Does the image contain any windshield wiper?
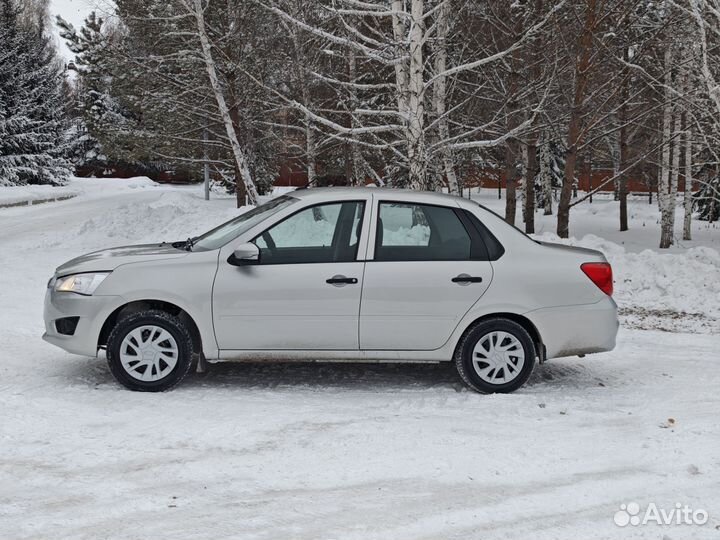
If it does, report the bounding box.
[183,237,197,251]
[171,237,197,251]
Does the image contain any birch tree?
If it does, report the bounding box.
[658,45,680,249]
[683,127,693,239]
[260,0,563,190]
[431,0,459,194]
[183,0,260,204]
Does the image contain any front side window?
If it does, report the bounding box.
[375,202,471,261]
[254,201,365,264]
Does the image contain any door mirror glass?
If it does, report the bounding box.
[229,242,260,265]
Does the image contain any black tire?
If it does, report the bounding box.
[106,310,194,392]
[455,318,536,394]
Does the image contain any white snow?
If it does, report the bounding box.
[0,183,80,206]
[532,233,720,333]
[471,188,720,253]
[49,0,99,60]
[467,189,720,333]
[1,179,719,539]
[0,176,159,207]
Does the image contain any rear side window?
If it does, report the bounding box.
[375,203,472,261]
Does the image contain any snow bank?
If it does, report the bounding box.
[75,191,242,246]
[0,184,80,206]
[0,177,163,207]
[534,232,720,333]
[69,176,161,193]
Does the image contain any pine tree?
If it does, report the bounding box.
[0,0,71,185]
[58,12,130,171]
[61,83,105,170]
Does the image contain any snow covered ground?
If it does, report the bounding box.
[472,190,720,334]
[0,183,79,207]
[1,178,719,539]
[470,187,720,254]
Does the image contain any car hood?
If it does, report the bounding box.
[55,244,188,276]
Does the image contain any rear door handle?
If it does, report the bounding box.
[452,274,483,284]
[326,275,358,285]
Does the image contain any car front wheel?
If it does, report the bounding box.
[455,318,536,394]
[106,310,194,392]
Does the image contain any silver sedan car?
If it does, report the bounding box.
[43,188,618,393]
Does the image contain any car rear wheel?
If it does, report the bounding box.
[455,318,536,394]
[106,310,193,392]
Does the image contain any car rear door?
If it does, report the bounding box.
[212,199,368,350]
[359,199,493,351]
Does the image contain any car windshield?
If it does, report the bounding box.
[191,195,298,251]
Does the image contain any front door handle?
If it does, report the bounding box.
[452,274,483,284]
[326,275,358,285]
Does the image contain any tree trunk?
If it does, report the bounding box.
[406,0,426,189]
[558,135,579,237]
[540,134,553,215]
[618,56,629,232]
[523,0,541,233]
[505,142,518,225]
[347,48,363,185]
[683,125,693,240]
[391,0,409,131]
[524,142,537,233]
[433,0,459,195]
[230,105,247,207]
[504,6,521,225]
[306,113,317,186]
[192,0,258,206]
[659,46,675,249]
[666,105,682,243]
[301,79,316,188]
[557,0,597,238]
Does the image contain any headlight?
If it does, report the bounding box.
[54,272,110,295]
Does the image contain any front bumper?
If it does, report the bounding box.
[527,297,619,359]
[43,287,123,357]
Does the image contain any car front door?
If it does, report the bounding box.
[360,200,493,350]
[213,200,367,350]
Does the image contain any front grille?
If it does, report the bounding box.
[55,317,79,336]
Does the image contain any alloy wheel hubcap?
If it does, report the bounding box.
[119,325,178,382]
[471,331,525,384]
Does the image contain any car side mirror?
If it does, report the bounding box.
[228,242,260,266]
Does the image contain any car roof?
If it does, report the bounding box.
[288,186,469,206]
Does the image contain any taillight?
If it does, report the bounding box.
[581,262,613,296]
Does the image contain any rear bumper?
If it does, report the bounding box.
[43,288,122,357]
[527,297,618,359]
